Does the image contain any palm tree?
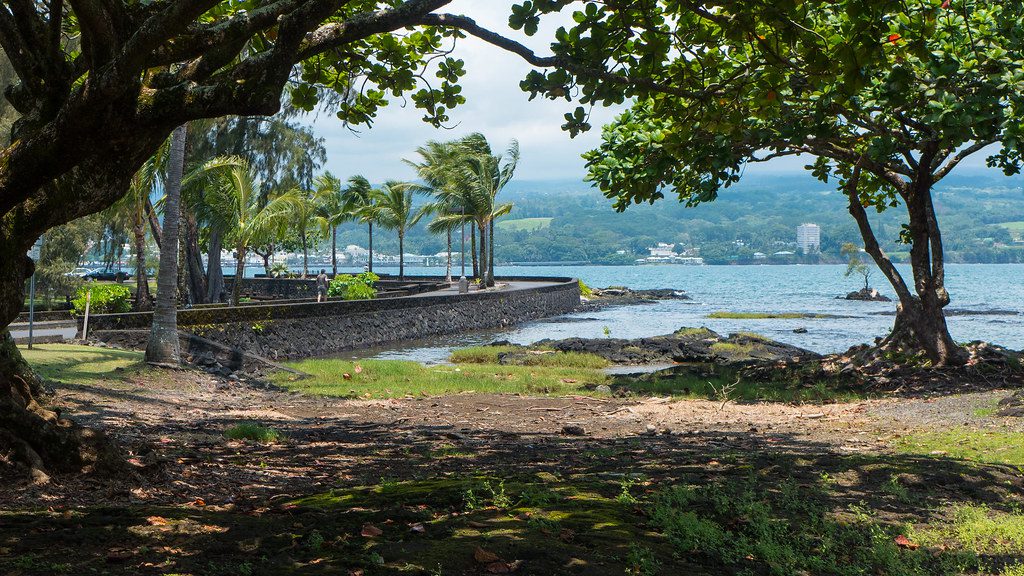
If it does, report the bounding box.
[364,181,425,280]
[405,140,468,283]
[314,173,347,276]
[455,134,519,287]
[192,157,296,305]
[146,124,186,365]
[282,186,331,278]
[341,175,377,272]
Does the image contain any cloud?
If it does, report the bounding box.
[305,2,623,182]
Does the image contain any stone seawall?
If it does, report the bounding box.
[86,278,580,361]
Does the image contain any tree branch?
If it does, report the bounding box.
[412,12,715,100]
[935,139,996,180]
[845,165,914,304]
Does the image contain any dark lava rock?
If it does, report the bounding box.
[842,287,892,302]
[533,327,818,366]
[997,390,1024,417]
[562,425,587,436]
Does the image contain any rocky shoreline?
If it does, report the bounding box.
[495,326,818,366]
[578,286,691,310]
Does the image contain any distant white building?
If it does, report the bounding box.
[796,223,821,254]
[648,242,677,257]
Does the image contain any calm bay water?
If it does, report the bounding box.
[339,263,1024,363]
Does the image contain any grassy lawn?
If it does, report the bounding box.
[275,357,610,398]
[998,221,1024,241]
[895,428,1024,468]
[18,343,142,387]
[279,347,867,403]
[495,217,553,232]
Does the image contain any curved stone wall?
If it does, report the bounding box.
[86,278,580,360]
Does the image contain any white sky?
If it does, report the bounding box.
[305,1,624,182]
[305,2,995,183]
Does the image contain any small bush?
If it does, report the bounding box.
[578,279,594,297]
[328,271,379,300]
[72,283,132,315]
[224,422,283,443]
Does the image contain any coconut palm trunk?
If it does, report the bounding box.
[471,222,478,279]
[445,229,452,283]
[489,219,496,287]
[145,124,186,365]
[368,223,374,273]
[399,231,405,280]
[301,232,309,278]
[478,220,488,287]
[331,226,338,276]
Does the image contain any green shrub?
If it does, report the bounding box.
[578,279,594,297]
[328,271,379,300]
[224,422,283,443]
[72,283,132,315]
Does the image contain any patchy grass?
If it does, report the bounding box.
[912,505,1024,557]
[707,311,835,320]
[615,365,868,403]
[895,429,1024,467]
[275,358,609,398]
[224,422,284,443]
[450,346,610,369]
[496,217,553,232]
[19,343,142,387]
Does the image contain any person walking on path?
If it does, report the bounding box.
[316,270,329,303]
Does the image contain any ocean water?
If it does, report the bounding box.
[333,263,1024,362]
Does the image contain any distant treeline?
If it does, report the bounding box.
[325,171,1024,265]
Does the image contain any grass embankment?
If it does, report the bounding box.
[18,343,142,387]
[495,217,553,232]
[896,428,1024,467]
[707,311,837,320]
[280,346,866,403]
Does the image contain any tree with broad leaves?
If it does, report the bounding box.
[0,0,596,480]
[504,0,1024,366]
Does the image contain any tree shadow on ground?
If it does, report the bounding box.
[2,412,1023,575]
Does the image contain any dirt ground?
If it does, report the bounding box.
[3,365,1021,509]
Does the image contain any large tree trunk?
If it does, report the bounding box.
[132,207,153,311]
[145,124,186,365]
[232,245,246,306]
[206,227,224,303]
[844,166,966,366]
[183,204,207,304]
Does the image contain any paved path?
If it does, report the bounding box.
[9,319,78,342]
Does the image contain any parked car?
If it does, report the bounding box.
[85,269,131,282]
[64,267,95,278]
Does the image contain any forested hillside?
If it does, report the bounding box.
[330,170,1024,265]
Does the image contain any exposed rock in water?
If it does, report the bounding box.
[580,287,692,310]
[840,287,891,302]
[529,327,818,366]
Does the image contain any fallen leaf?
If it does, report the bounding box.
[560,379,578,384]
[348,570,365,576]
[354,364,363,374]
[146,516,169,526]
[343,373,352,380]
[895,535,919,550]
[558,528,575,542]
[192,498,206,507]
[474,547,501,564]
[360,523,383,538]
[409,522,426,533]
